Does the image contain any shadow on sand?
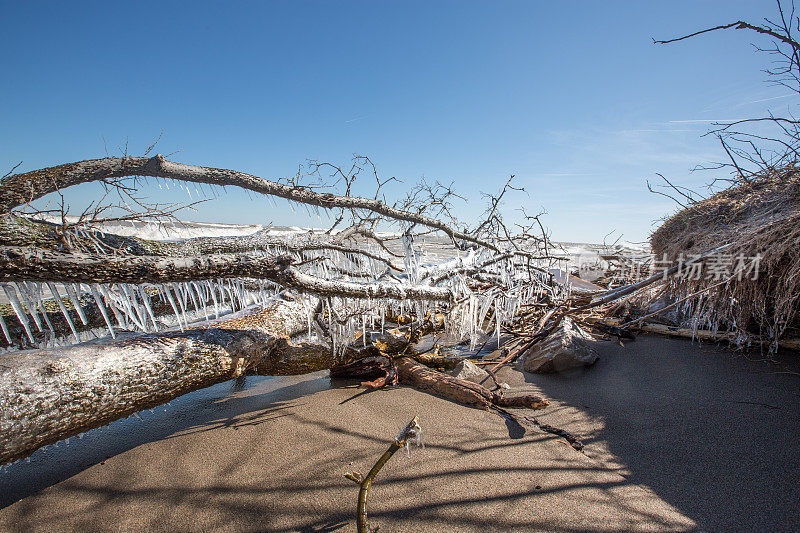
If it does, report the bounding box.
[524,334,800,533]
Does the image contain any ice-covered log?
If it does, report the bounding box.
[0,214,403,271]
[0,298,332,465]
[0,246,454,301]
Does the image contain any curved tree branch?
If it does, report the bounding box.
[0,155,499,251]
[654,20,800,54]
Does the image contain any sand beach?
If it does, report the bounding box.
[2,335,798,532]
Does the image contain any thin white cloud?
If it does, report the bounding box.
[617,128,694,133]
[344,115,369,124]
[746,94,793,104]
[535,172,594,177]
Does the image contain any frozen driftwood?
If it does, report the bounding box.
[0,152,567,467]
[0,298,332,465]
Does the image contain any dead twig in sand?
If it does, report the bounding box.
[345,417,424,533]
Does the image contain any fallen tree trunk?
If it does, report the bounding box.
[0,298,333,465]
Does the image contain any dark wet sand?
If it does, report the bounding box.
[1,335,799,532]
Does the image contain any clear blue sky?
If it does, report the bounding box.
[1,1,792,243]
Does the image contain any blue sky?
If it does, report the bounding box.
[1,1,792,243]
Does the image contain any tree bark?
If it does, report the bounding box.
[0,298,332,465]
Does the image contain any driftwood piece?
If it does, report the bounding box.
[344,417,424,533]
[395,357,548,410]
[0,214,404,272]
[0,298,332,465]
[602,318,800,351]
[330,353,398,389]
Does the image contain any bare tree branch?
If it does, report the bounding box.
[0,155,502,251]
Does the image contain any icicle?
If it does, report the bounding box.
[121,284,148,331]
[89,284,116,338]
[2,284,34,343]
[235,279,244,309]
[137,286,159,331]
[237,280,247,309]
[190,282,209,322]
[216,280,225,309]
[207,280,220,319]
[230,280,239,310]
[108,286,130,329]
[65,284,88,325]
[478,294,494,331]
[234,279,243,310]
[36,293,55,342]
[16,282,43,332]
[46,282,79,343]
[121,285,142,329]
[224,280,235,311]
[162,284,184,331]
[0,312,12,345]
[171,283,189,326]
[185,281,200,312]
[99,285,126,329]
[29,282,50,324]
